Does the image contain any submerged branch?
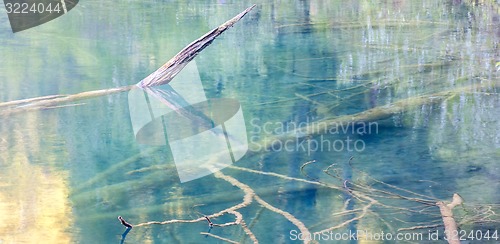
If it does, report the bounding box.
[115,157,499,243]
[254,81,499,152]
[0,94,66,108]
[132,171,311,243]
[0,5,256,116]
[437,194,463,244]
[0,86,133,116]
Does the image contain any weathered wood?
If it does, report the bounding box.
[437,194,463,244]
[0,5,256,116]
[137,4,256,87]
[0,94,66,109]
[0,86,134,116]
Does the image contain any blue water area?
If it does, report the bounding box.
[0,0,499,243]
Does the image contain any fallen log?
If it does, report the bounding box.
[0,5,256,116]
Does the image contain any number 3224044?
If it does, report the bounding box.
[5,2,63,14]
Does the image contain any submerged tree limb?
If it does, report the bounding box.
[437,194,463,244]
[110,156,499,243]
[70,81,498,209]
[0,86,134,116]
[216,172,311,243]
[237,213,259,244]
[0,5,256,116]
[132,171,312,243]
[253,81,499,152]
[0,94,66,109]
[132,171,254,226]
[77,79,497,200]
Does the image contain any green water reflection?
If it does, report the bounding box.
[0,0,499,243]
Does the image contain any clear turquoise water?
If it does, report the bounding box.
[0,0,499,243]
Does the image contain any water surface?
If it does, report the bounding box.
[0,0,499,243]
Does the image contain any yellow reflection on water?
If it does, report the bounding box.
[0,155,73,243]
[0,115,73,243]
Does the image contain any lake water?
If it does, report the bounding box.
[0,0,499,243]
